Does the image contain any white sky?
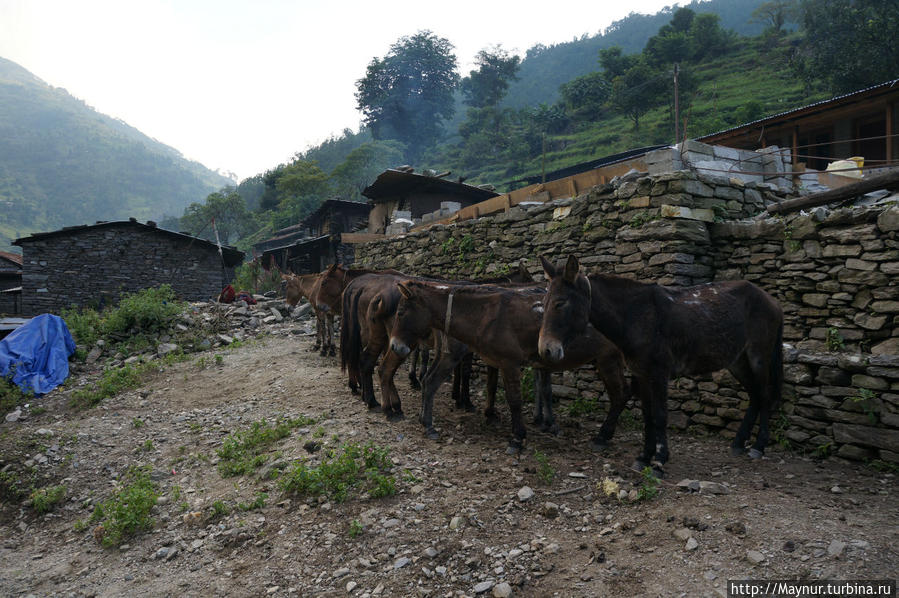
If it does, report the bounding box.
[0,0,677,181]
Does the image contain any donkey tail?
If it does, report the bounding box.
[769,319,784,412]
[340,285,363,381]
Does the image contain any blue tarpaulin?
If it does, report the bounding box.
[0,314,76,396]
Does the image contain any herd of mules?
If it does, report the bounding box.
[281,255,783,475]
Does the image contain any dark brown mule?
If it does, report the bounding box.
[339,272,415,419]
[538,255,783,474]
[311,264,401,357]
[282,273,325,353]
[389,280,630,454]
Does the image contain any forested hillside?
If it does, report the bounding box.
[0,57,231,253]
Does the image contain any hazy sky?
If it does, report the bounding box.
[0,0,678,181]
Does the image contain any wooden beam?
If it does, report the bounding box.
[340,232,386,244]
[767,169,899,214]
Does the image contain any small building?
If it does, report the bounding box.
[0,250,23,314]
[257,199,370,273]
[362,168,499,234]
[699,79,899,172]
[13,219,244,315]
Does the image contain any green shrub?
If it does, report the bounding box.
[1,376,33,418]
[637,467,660,501]
[100,285,182,337]
[30,485,67,513]
[278,442,396,503]
[70,363,149,409]
[90,466,159,547]
[534,449,555,485]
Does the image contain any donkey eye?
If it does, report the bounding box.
[554,301,565,310]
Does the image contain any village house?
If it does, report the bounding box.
[255,199,370,274]
[13,219,244,315]
[0,251,22,315]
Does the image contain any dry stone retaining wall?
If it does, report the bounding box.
[354,171,899,463]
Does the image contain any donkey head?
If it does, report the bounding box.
[389,281,432,358]
[538,255,592,363]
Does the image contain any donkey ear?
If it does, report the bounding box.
[563,255,580,283]
[540,255,556,279]
[397,282,413,299]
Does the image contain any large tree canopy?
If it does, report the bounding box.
[355,30,460,160]
[460,46,521,108]
[796,0,899,94]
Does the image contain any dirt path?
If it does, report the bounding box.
[1,331,896,597]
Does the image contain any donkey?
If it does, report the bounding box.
[389,280,631,454]
[312,264,403,357]
[537,255,783,474]
[282,272,326,353]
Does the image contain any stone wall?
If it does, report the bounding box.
[18,224,236,315]
[353,170,899,463]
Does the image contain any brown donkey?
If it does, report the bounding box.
[312,264,403,357]
[389,280,631,454]
[538,255,783,474]
[282,272,326,353]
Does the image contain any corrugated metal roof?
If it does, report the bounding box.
[362,170,499,203]
[698,79,899,142]
[13,219,244,267]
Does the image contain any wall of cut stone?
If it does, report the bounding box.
[18,224,234,315]
[353,170,899,463]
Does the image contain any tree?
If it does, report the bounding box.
[355,30,460,160]
[179,189,257,244]
[330,140,406,201]
[599,46,640,81]
[609,59,667,130]
[796,0,899,93]
[751,0,798,33]
[257,160,331,229]
[460,46,521,108]
[689,13,730,60]
[558,71,611,119]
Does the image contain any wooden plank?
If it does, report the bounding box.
[767,169,899,214]
[340,232,386,244]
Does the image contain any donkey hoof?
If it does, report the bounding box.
[651,465,666,479]
[463,403,476,413]
[425,428,440,441]
[730,445,746,457]
[748,448,764,460]
[590,437,609,452]
[541,422,560,436]
[505,439,524,455]
[366,400,381,412]
[484,408,499,421]
[409,379,421,391]
[386,410,405,423]
[329,347,336,357]
[632,458,650,472]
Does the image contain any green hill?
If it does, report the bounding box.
[0,57,231,252]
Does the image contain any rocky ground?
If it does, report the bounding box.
[0,302,896,598]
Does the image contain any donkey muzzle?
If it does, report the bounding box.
[389,337,411,358]
[537,337,565,363]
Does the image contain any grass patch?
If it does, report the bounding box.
[217,415,315,477]
[636,466,660,501]
[568,394,600,417]
[30,484,67,513]
[237,491,268,512]
[69,363,149,409]
[533,449,555,485]
[1,376,34,418]
[278,442,396,503]
[89,466,159,547]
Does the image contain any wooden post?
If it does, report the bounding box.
[887,103,894,164]
[673,63,680,145]
[568,178,578,199]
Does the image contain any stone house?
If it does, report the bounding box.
[256,199,370,274]
[13,219,244,315]
[0,250,22,314]
[363,168,498,234]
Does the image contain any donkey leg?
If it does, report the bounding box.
[378,349,406,422]
[632,376,659,473]
[310,312,322,352]
[452,362,462,407]
[408,348,421,390]
[500,367,526,454]
[536,370,558,435]
[359,345,381,410]
[420,356,458,440]
[592,364,631,451]
[532,369,544,425]
[319,313,330,356]
[485,367,500,421]
[459,353,475,412]
[728,360,762,457]
[328,315,336,356]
